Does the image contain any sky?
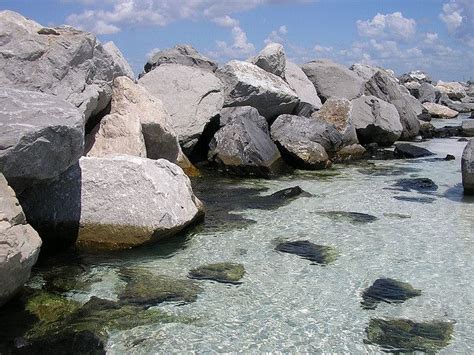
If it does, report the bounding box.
[1,0,473,81]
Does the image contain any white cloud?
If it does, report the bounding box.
[424,32,439,44]
[264,25,288,44]
[212,15,239,28]
[313,44,333,54]
[440,0,474,47]
[357,12,417,41]
[146,47,160,59]
[211,25,255,59]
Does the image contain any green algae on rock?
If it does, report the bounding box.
[361,278,422,310]
[25,290,81,325]
[275,240,338,265]
[189,263,245,284]
[365,318,454,353]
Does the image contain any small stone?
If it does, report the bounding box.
[275,240,338,265]
[445,154,455,161]
[361,278,421,310]
[189,263,245,284]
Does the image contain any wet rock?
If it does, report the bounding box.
[217,60,299,119]
[275,241,338,265]
[285,61,322,110]
[445,154,455,161]
[361,278,421,309]
[333,144,368,162]
[423,102,458,118]
[462,121,474,137]
[189,263,245,284]
[315,211,377,224]
[302,60,364,101]
[118,269,202,306]
[462,140,474,195]
[24,291,80,327]
[418,109,432,122]
[393,196,436,203]
[270,186,312,200]
[392,178,438,193]
[250,43,286,79]
[394,143,434,158]
[365,318,454,353]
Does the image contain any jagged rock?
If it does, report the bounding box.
[0,173,42,307]
[217,60,299,119]
[394,143,434,158]
[365,71,421,139]
[350,64,396,82]
[333,144,367,162]
[313,98,358,146]
[251,43,286,78]
[418,108,432,122]
[436,81,466,100]
[361,278,421,309]
[403,81,421,98]
[218,106,269,133]
[139,64,224,152]
[399,70,432,84]
[351,95,402,145]
[20,156,204,250]
[462,140,474,194]
[285,61,322,110]
[189,263,245,284]
[302,60,364,101]
[423,102,458,118]
[208,110,284,177]
[275,240,338,265]
[418,82,438,103]
[439,93,474,113]
[143,45,217,74]
[462,121,474,137]
[0,10,128,121]
[0,88,84,191]
[103,42,134,79]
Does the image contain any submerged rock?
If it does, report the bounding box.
[275,241,338,265]
[393,196,436,203]
[316,211,377,224]
[189,263,245,284]
[365,318,454,353]
[392,178,438,193]
[462,140,474,195]
[394,143,434,159]
[119,269,202,306]
[270,186,312,200]
[361,278,421,309]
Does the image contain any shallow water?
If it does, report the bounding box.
[15,138,474,353]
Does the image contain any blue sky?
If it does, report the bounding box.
[1,0,472,81]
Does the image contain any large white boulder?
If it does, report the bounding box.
[103,41,135,79]
[285,61,322,110]
[250,43,286,79]
[423,102,459,118]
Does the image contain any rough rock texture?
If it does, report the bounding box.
[143,45,217,74]
[0,88,84,191]
[189,263,245,284]
[394,143,434,158]
[103,42,134,80]
[302,60,364,101]
[0,173,42,307]
[462,121,474,137]
[218,106,269,133]
[217,60,299,119]
[403,81,421,97]
[351,95,402,145]
[20,156,204,250]
[0,10,127,121]
[365,71,421,139]
[333,144,367,162]
[208,111,284,177]
[350,64,398,82]
[139,64,224,152]
[418,82,438,103]
[285,61,322,110]
[313,98,358,146]
[462,140,474,194]
[422,102,458,118]
[399,71,432,84]
[87,77,182,165]
[436,81,466,100]
[250,43,286,79]
[439,94,474,113]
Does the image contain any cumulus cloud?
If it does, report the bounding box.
[440,0,474,47]
[212,15,239,28]
[264,25,288,44]
[357,12,417,41]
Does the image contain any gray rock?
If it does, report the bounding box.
[436,81,466,100]
[418,82,438,103]
[285,61,322,110]
[403,81,421,98]
[208,112,284,177]
[143,44,217,74]
[423,102,458,118]
[399,71,432,84]
[313,98,358,146]
[439,94,474,113]
[217,60,299,119]
[250,43,286,79]
[302,60,364,101]
[462,121,474,137]
[0,10,127,122]
[0,88,84,191]
[333,144,368,162]
[218,106,269,134]
[462,140,474,194]
[0,173,42,307]
[139,64,224,152]
[365,71,421,139]
[20,156,204,250]
[351,95,402,145]
[103,42,135,79]
[350,63,398,82]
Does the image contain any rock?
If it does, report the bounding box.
[143,44,217,74]
[418,108,432,122]
[439,94,474,113]
[250,43,286,78]
[394,196,436,203]
[218,106,269,134]
[0,174,42,307]
[418,120,435,138]
[361,278,421,309]
[365,71,421,139]
[0,10,127,122]
[462,121,474,137]
[350,64,396,82]
[139,64,224,152]
[403,81,421,98]
[0,88,84,191]
[313,98,358,146]
[103,42,134,79]
[285,61,322,110]
[302,60,364,101]
[365,319,454,353]
[351,95,402,145]
[119,268,202,305]
[333,144,367,162]
[20,156,204,250]
[188,263,245,284]
[445,154,455,161]
[418,82,438,103]
[423,102,458,118]
[270,186,312,200]
[87,77,182,165]
[393,178,438,192]
[275,240,338,265]
[217,60,299,119]
[208,109,284,177]
[462,140,474,194]
[436,81,466,100]
[315,211,377,224]
[272,114,344,154]
[394,143,434,158]
[399,70,432,84]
